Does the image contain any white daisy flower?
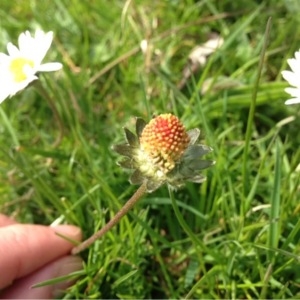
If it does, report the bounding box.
[281,50,300,105]
[0,29,62,104]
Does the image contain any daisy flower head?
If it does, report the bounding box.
[0,29,62,103]
[281,50,300,105]
[113,114,215,192]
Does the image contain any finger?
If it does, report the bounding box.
[0,255,83,299]
[0,214,18,227]
[0,224,82,289]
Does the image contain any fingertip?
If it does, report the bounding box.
[0,214,18,227]
[51,255,83,298]
[51,225,82,242]
[1,255,83,299]
[0,224,82,289]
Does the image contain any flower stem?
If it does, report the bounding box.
[168,186,209,276]
[0,106,19,147]
[168,186,209,253]
[242,17,271,198]
[71,182,147,255]
[33,81,64,147]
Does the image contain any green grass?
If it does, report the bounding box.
[1,0,300,298]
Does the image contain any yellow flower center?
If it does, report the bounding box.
[140,114,190,173]
[9,57,34,82]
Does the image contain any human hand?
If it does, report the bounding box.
[0,214,83,299]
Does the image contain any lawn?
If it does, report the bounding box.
[0,0,300,298]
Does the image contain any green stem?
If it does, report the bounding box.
[71,182,147,255]
[242,18,272,198]
[33,81,64,147]
[0,106,19,147]
[268,139,281,263]
[168,186,208,276]
[168,186,209,254]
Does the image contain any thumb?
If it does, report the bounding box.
[1,255,83,299]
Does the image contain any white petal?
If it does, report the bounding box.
[281,70,300,87]
[0,85,12,103]
[38,32,53,62]
[0,53,10,64]
[36,29,53,41]
[294,50,300,61]
[23,64,36,77]
[19,30,36,51]
[287,58,300,74]
[18,30,54,65]
[18,32,36,58]
[34,29,44,38]
[18,31,29,52]
[21,75,38,87]
[281,50,300,105]
[37,62,63,72]
[285,87,300,97]
[13,77,37,94]
[32,31,54,64]
[285,98,300,105]
[0,71,37,103]
[9,76,37,96]
[7,42,20,56]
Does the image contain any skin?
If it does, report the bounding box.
[0,214,83,299]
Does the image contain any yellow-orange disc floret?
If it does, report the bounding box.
[140,114,190,173]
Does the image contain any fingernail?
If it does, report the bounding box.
[51,256,83,298]
[51,225,82,239]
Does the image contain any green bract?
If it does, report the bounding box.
[113,116,215,192]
